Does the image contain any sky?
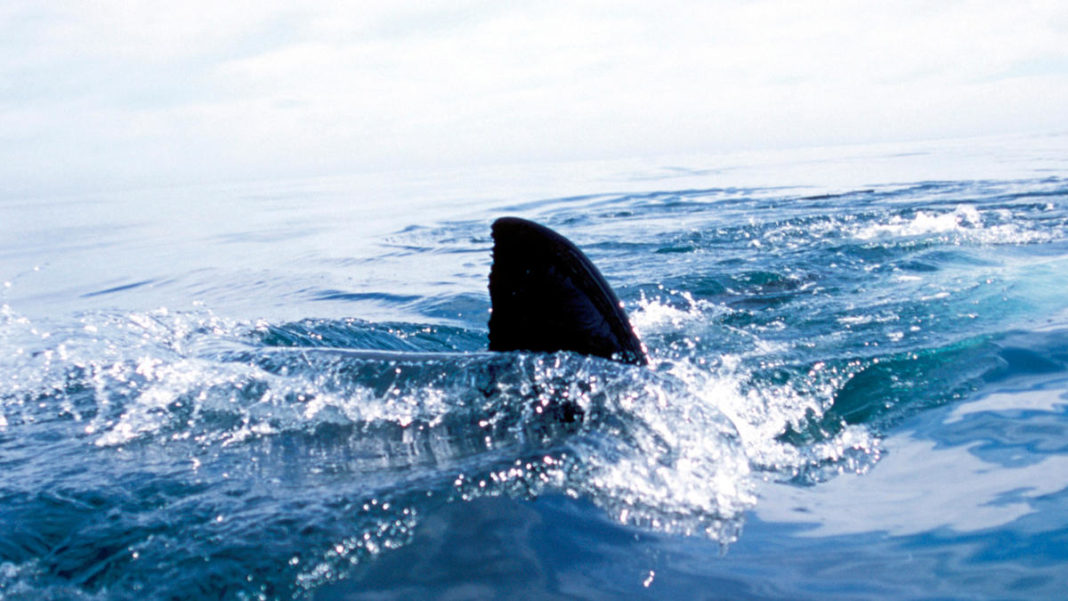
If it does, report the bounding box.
[2,0,1067,195]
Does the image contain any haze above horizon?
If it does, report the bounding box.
[3,0,1067,195]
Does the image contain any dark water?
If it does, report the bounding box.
[2,134,1068,600]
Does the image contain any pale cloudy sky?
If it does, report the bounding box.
[3,0,1067,195]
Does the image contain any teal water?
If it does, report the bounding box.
[2,134,1067,600]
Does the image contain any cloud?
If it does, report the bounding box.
[2,0,1067,194]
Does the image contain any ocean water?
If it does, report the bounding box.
[2,133,1067,600]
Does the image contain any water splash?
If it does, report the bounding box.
[0,303,758,597]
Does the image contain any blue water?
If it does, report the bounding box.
[2,134,1068,600]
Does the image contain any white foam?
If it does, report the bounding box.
[630,290,721,336]
[854,204,1053,245]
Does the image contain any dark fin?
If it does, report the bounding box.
[488,217,647,365]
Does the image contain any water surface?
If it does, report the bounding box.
[2,133,1068,600]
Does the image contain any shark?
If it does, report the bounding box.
[486,216,646,366]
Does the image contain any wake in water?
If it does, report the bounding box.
[1,163,1067,599]
[0,307,752,597]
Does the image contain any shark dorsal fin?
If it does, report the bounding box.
[488,217,647,365]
